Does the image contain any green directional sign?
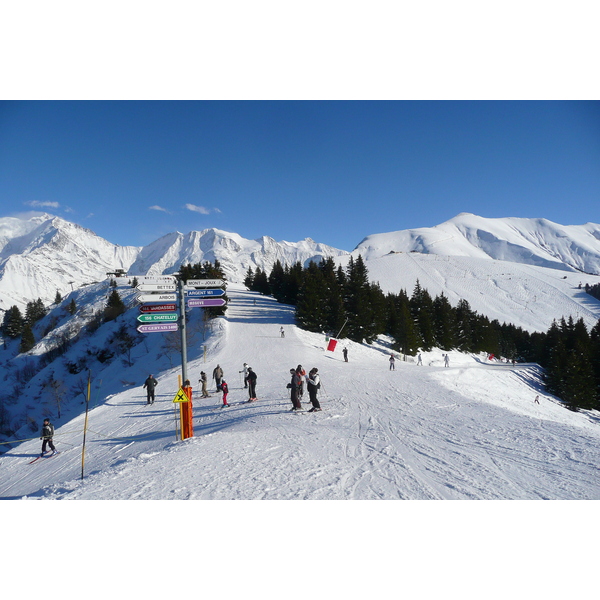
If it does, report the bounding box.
[137,313,179,323]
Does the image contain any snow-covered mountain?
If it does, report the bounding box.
[2,211,600,333]
[354,212,600,274]
[0,214,347,313]
[0,214,140,312]
[127,228,347,283]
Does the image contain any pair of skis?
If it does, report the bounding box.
[29,451,59,464]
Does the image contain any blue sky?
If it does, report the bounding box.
[1,101,598,251]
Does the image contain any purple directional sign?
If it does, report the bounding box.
[187,298,227,308]
[186,288,225,297]
[137,323,179,333]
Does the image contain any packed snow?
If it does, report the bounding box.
[2,284,599,501]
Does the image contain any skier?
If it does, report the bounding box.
[221,380,230,407]
[199,371,210,398]
[40,418,56,456]
[307,368,322,412]
[247,367,257,401]
[417,353,423,366]
[343,347,348,362]
[280,326,285,338]
[143,374,158,404]
[287,368,302,411]
[389,354,396,370]
[239,362,249,388]
[213,364,224,391]
[444,354,450,367]
[296,365,306,398]
[534,395,540,404]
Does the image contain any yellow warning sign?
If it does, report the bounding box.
[172,387,189,403]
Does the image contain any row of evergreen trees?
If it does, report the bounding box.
[1,298,56,353]
[245,256,600,412]
[586,282,600,301]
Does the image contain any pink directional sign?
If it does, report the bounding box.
[187,298,227,308]
[137,323,179,333]
[139,303,177,313]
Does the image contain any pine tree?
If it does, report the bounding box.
[295,262,327,332]
[19,323,35,353]
[410,281,436,351]
[54,290,63,304]
[455,298,475,351]
[25,298,47,326]
[390,290,419,356]
[268,260,286,302]
[319,257,347,336]
[252,267,270,295]
[344,255,377,343]
[433,292,456,350]
[244,267,254,289]
[1,306,24,339]
[104,289,126,322]
[67,298,77,315]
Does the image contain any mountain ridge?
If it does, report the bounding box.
[1,212,600,327]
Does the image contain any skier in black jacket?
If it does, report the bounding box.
[40,418,56,456]
[247,367,257,401]
[143,374,158,404]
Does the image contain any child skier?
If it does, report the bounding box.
[40,418,56,456]
[221,380,230,407]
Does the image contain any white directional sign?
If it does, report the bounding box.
[185,279,224,288]
[137,275,176,283]
[136,283,177,292]
[136,293,177,303]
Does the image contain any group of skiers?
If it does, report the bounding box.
[287,364,321,412]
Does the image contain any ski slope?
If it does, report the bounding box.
[358,252,600,332]
[1,284,599,500]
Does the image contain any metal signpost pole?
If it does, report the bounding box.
[178,276,188,384]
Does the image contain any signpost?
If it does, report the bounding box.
[185,288,225,297]
[137,313,178,323]
[187,298,227,308]
[136,293,177,303]
[116,274,229,442]
[137,323,179,333]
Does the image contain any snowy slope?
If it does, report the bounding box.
[2,284,599,500]
[353,251,600,332]
[355,213,600,274]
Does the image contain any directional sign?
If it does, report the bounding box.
[137,323,179,333]
[186,288,225,297]
[137,275,176,283]
[139,303,177,313]
[136,283,177,292]
[187,298,227,308]
[137,313,178,323]
[172,387,189,403]
[186,279,224,288]
[136,293,177,303]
